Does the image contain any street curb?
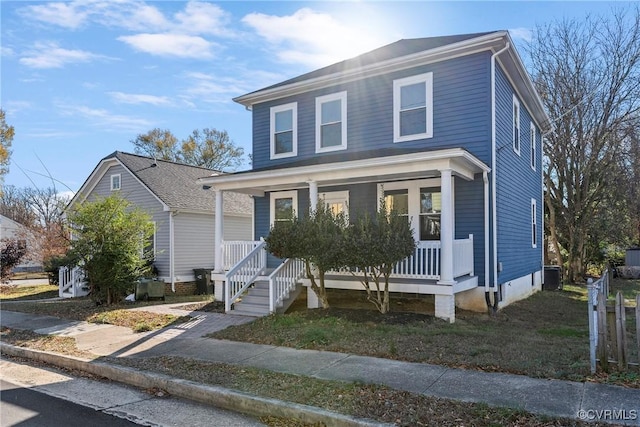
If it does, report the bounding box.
[1,343,391,427]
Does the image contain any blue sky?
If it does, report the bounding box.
[0,1,624,194]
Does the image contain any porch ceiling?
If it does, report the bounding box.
[198,148,490,195]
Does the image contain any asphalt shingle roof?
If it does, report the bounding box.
[108,151,252,215]
[238,32,496,97]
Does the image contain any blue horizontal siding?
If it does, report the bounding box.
[495,66,542,284]
[252,52,492,170]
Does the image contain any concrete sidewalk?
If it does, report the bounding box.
[1,305,639,426]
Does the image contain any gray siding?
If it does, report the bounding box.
[174,212,214,278]
[252,52,492,169]
[495,66,543,284]
[89,164,172,277]
[173,213,252,278]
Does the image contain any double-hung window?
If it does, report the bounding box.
[530,122,536,171]
[270,191,298,227]
[316,91,347,153]
[393,72,433,142]
[419,188,441,240]
[270,103,297,159]
[110,174,121,191]
[513,95,521,155]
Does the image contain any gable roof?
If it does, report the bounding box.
[250,32,494,94]
[234,31,551,132]
[70,152,252,216]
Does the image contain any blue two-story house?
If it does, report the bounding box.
[200,31,551,322]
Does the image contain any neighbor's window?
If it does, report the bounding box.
[393,72,433,142]
[513,95,521,155]
[531,198,537,248]
[270,103,297,159]
[270,190,298,226]
[316,91,347,153]
[530,122,536,171]
[111,174,121,191]
[419,188,441,240]
[142,221,156,260]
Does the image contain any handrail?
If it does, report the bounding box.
[59,266,87,298]
[222,240,262,271]
[268,258,305,313]
[225,241,267,312]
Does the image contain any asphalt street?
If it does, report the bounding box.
[0,358,267,427]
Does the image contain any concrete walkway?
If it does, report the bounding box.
[1,304,639,426]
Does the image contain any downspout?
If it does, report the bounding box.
[170,211,176,293]
[483,171,490,296]
[489,41,510,311]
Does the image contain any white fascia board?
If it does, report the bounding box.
[198,149,490,193]
[234,32,508,108]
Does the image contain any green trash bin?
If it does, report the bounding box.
[194,269,212,294]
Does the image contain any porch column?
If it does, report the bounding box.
[308,180,318,212]
[214,189,224,273]
[438,169,455,285]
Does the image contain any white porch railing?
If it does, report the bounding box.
[222,240,263,271]
[59,266,89,298]
[268,258,305,313]
[327,236,474,280]
[453,234,474,278]
[225,241,267,312]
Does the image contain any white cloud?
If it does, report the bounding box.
[509,27,533,43]
[108,92,171,106]
[20,42,109,69]
[4,101,31,115]
[242,8,388,68]
[1,46,15,57]
[93,2,170,32]
[174,2,232,36]
[57,103,152,131]
[20,2,89,30]
[182,72,246,103]
[118,33,215,58]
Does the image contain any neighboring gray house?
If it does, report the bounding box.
[0,214,42,273]
[67,151,253,293]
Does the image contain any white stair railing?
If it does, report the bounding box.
[59,266,87,298]
[225,241,267,312]
[268,258,305,313]
[222,240,262,271]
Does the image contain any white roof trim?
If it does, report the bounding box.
[234,32,507,108]
[198,148,490,195]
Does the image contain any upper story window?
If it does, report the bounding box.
[316,91,347,153]
[270,190,298,227]
[270,103,297,159]
[393,72,433,143]
[110,174,121,191]
[513,95,521,155]
[530,122,536,171]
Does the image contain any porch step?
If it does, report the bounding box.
[231,279,302,317]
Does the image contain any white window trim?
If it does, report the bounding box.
[315,91,347,153]
[531,198,537,248]
[530,122,536,171]
[513,94,521,155]
[110,173,121,191]
[270,190,298,227]
[270,102,298,160]
[319,190,349,220]
[377,178,444,241]
[393,72,434,143]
